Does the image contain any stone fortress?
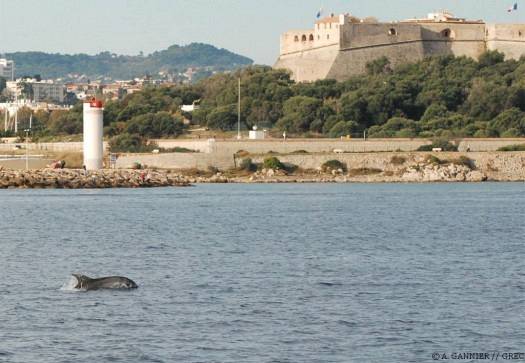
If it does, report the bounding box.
[274,11,525,82]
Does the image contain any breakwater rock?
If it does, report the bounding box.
[0,168,191,189]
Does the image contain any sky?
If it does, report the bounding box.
[0,0,523,65]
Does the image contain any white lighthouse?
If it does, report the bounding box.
[83,99,104,170]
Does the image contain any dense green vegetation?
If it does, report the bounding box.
[8,43,253,80]
[322,160,347,172]
[416,139,458,151]
[263,156,285,170]
[10,50,525,147]
[497,143,525,151]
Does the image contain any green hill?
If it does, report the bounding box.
[7,43,253,80]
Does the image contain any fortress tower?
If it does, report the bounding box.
[274,11,525,82]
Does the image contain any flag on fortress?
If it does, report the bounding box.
[316,8,323,19]
[508,3,518,12]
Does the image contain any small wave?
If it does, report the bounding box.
[60,275,84,292]
[338,320,358,327]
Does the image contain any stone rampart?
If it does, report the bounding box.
[486,24,525,59]
[275,15,525,81]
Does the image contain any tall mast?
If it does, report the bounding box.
[237,77,241,140]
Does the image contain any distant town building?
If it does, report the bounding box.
[0,59,15,81]
[32,81,65,103]
[6,78,65,103]
[275,11,525,82]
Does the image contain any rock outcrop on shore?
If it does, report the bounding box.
[237,155,494,183]
[0,168,190,189]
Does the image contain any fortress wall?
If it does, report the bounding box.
[327,41,425,80]
[486,24,525,59]
[420,23,486,58]
[274,44,340,82]
[422,40,486,58]
[340,23,423,49]
[324,23,426,79]
[420,23,486,41]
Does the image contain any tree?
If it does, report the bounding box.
[276,96,322,132]
[365,56,392,75]
[420,104,449,122]
[489,108,525,136]
[206,106,238,131]
[329,121,359,138]
[109,133,155,153]
[478,50,505,68]
[125,112,185,138]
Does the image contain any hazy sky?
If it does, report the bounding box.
[0,0,523,65]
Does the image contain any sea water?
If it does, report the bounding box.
[0,183,524,362]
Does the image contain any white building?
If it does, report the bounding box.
[248,126,266,140]
[0,59,15,81]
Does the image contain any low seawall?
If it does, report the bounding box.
[1,138,524,155]
[116,151,525,182]
[152,138,525,153]
[250,152,525,182]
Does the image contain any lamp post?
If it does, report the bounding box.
[237,77,241,140]
[24,128,30,170]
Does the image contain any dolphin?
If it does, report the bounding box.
[72,274,138,291]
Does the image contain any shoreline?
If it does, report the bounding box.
[1,151,525,188]
[0,166,523,189]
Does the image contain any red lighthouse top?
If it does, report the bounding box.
[87,98,103,108]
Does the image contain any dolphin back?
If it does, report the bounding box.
[72,274,138,290]
[72,274,93,289]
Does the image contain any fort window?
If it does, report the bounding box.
[301,34,307,42]
[318,35,320,40]
[388,28,397,36]
[441,28,455,38]
[327,34,330,40]
[520,31,523,37]
[294,35,299,42]
[309,34,314,41]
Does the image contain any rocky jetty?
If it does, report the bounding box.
[0,168,191,189]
